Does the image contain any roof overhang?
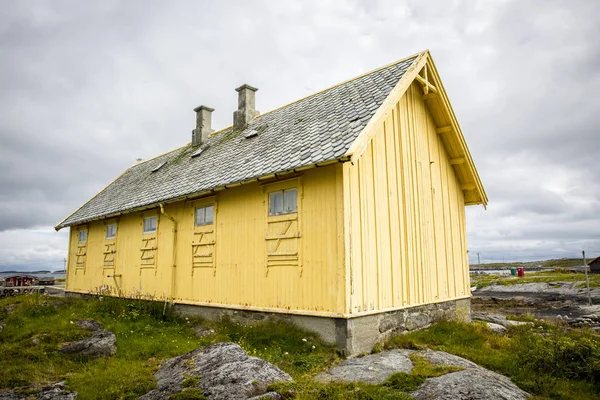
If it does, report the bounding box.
[345,50,488,207]
[54,156,351,230]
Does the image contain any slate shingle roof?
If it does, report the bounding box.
[57,56,417,229]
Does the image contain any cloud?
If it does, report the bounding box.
[0,0,599,270]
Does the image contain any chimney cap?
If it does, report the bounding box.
[194,105,215,113]
[235,84,258,93]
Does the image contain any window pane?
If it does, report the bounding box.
[144,217,156,233]
[195,205,214,226]
[106,224,116,239]
[195,207,205,226]
[79,230,87,242]
[204,205,214,224]
[283,188,297,213]
[269,191,283,215]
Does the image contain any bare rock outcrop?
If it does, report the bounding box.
[59,320,116,357]
[315,349,413,384]
[471,312,533,328]
[0,382,76,400]
[74,319,103,331]
[38,381,77,400]
[410,368,530,400]
[139,342,292,400]
[314,349,529,400]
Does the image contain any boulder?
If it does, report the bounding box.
[487,322,508,334]
[471,312,508,326]
[505,320,534,327]
[193,326,216,338]
[75,319,103,331]
[0,390,24,400]
[471,312,533,328]
[417,349,479,369]
[410,368,530,400]
[139,342,292,400]
[0,382,76,400]
[246,393,282,400]
[38,381,77,400]
[59,330,116,357]
[315,349,414,384]
[315,348,529,399]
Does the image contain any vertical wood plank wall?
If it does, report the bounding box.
[343,82,469,314]
[66,165,346,315]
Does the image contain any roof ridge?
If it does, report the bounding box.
[257,50,422,119]
[150,51,422,156]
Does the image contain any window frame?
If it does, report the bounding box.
[78,229,87,243]
[143,216,157,234]
[195,204,215,227]
[268,187,298,216]
[106,223,117,239]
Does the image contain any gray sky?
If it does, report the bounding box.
[1,0,599,271]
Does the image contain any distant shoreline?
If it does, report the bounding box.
[469,257,588,271]
[0,270,66,275]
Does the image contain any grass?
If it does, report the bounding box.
[385,320,600,400]
[266,354,461,399]
[470,269,600,289]
[0,294,339,399]
[267,381,414,400]
[3,294,599,399]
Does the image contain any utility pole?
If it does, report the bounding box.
[583,251,592,306]
[477,252,481,267]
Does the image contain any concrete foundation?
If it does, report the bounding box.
[65,291,469,355]
[175,298,471,356]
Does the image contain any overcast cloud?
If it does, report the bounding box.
[0,0,599,271]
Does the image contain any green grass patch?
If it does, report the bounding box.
[167,388,207,399]
[267,381,413,400]
[381,372,424,391]
[0,294,339,399]
[385,320,600,400]
[409,354,463,377]
[181,376,201,388]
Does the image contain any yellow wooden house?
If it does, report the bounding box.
[56,50,487,354]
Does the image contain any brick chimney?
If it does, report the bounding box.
[233,84,259,130]
[192,105,214,146]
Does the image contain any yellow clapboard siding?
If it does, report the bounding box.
[66,165,346,315]
[65,65,476,319]
[344,82,470,313]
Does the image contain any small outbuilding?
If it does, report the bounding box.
[589,256,600,274]
[4,275,35,287]
[37,277,56,286]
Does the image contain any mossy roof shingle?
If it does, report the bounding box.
[57,56,417,229]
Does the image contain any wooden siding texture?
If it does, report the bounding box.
[343,82,469,315]
[66,165,346,315]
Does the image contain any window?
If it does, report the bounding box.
[143,216,157,233]
[195,205,214,226]
[269,188,297,216]
[78,230,87,243]
[106,223,117,239]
